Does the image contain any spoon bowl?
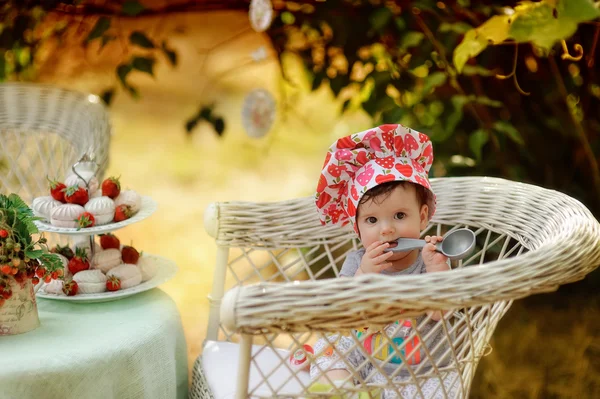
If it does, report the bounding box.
[385,228,476,261]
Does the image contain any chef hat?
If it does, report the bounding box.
[315,124,436,232]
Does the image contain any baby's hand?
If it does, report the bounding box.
[358,241,394,274]
[422,235,450,273]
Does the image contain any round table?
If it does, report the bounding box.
[0,289,188,399]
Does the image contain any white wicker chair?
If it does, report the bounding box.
[0,82,111,202]
[191,176,600,399]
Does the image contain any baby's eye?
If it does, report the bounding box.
[394,212,406,220]
[366,216,377,224]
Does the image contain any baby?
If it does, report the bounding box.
[311,124,458,398]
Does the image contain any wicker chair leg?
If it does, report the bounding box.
[190,356,215,399]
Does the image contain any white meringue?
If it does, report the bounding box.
[64,171,99,195]
[115,190,142,213]
[43,279,65,295]
[137,256,157,282]
[32,196,62,221]
[50,204,85,228]
[54,253,71,279]
[91,248,122,273]
[106,264,142,289]
[73,269,107,294]
[84,196,115,225]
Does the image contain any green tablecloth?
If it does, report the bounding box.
[0,289,188,399]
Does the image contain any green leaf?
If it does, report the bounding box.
[469,129,489,160]
[439,22,473,34]
[100,89,115,106]
[453,15,509,73]
[394,17,406,31]
[510,0,600,50]
[369,7,393,33]
[85,17,111,44]
[494,121,525,146]
[422,72,447,94]
[129,31,154,48]
[400,31,425,50]
[161,42,177,66]
[25,249,44,259]
[453,29,488,73]
[116,63,133,87]
[461,65,496,76]
[132,56,155,76]
[122,0,145,16]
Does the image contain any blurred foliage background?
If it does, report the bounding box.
[2,0,600,397]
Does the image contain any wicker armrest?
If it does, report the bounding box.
[221,222,600,334]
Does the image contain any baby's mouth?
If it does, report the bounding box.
[386,240,398,248]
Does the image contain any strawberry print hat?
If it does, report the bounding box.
[315,124,435,233]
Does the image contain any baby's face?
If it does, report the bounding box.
[356,184,428,259]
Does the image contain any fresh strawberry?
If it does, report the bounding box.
[106,276,121,291]
[1,265,11,275]
[63,185,89,206]
[68,247,90,275]
[114,204,133,222]
[0,229,8,238]
[62,279,78,296]
[47,177,67,202]
[121,245,140,264]
[76,212,96,228]
[51,244,74,260]
[101,176,121,199]
[99,233,120,250]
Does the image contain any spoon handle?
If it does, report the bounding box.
[385,238,442,253]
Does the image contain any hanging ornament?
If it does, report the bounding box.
[249,0,274,33]
[242,89,276,138]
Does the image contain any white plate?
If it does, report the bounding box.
[34,196,157,236]
[36,254,177,303]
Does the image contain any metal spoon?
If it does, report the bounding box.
[385,228,476,260]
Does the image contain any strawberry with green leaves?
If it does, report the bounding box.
[68,248,90,275]
[76,212,96,229]
[106,276,121,291]
[63,185,89,206]
[47,177,67,202]
[114,204,133,222]
[101,176,121,199]
[62,279,78,296]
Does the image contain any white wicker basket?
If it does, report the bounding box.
[0,82,111,202]
[191,176,600,399]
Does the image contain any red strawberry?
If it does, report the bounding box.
[347,200,356,217]
[114,204,133,222]
[316,192,332,209]
[101,176,121,199]
[62,279,78,296]
[63,185,89,206]
[106,276,121,291]
[327,164,344,178]
[375,174,395,184]
[404,134,419,155]
[0,229,7,238]
[394,135,404,156]
[76,212,96,228]
[356,151,369,165]
[316,174,328,193]
[121,245,140,264]
[47,177,67,202]
[395,164,413,177]
[374,156,395,169]
[100,233,120,250]
[68,247,90,275]
[336,136,355,149]
[356,164,374,186]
